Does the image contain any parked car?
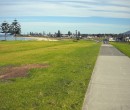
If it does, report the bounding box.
[103,39,109,44]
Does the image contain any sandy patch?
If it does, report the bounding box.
[0,64,48,80]
[23,37,59,41]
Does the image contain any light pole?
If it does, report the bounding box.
[76,30,77,39]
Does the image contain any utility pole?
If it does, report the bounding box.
[76,30,77,39]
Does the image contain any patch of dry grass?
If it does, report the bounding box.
[0,64,48,80]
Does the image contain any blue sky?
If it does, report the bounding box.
[0,0,130,34]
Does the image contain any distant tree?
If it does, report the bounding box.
[0,21,10,40]
[78,31,80,37]
[43,31,46,36]
[10,19,21,40]
[54,32,57,37]
[30,32,32,35]
[48,32,51,37]
[57,30,61,37]
[68,31,72,36]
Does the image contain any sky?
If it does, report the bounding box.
[0,0,130,34]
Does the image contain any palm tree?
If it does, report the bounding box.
[10,19,21,40]
[1,21,10,40]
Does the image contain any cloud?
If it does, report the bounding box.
[0,0,129,34]
[0,0,130,18]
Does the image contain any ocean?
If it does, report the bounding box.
[0,33,33,41]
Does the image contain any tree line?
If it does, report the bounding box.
[0,19,21,40]
[28,30,81,38]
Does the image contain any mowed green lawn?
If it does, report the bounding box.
[111,42,130,57]
[0,40,101,110]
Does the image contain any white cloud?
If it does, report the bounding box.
[0,0,129,34]
[0,0,130,18]
[108,0,130,6]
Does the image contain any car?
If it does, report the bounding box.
[103,39,109,44]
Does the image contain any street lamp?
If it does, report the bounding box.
[76,30,77,39]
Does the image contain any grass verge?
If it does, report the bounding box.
[0,40,101,110]
[111,42,130,57]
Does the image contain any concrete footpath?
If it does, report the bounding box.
[82,44,130,110]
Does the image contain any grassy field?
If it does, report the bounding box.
[0,40,101,110]
[111,42,130,57]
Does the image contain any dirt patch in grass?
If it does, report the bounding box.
[0,64,48,80]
